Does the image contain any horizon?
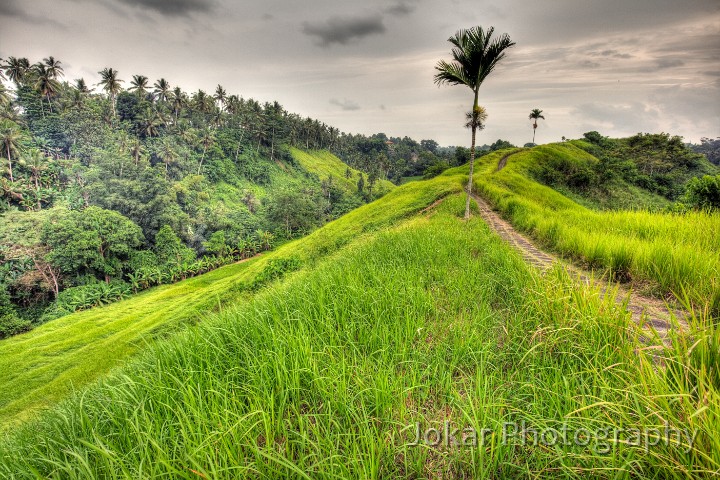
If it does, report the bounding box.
[1,0,718,146]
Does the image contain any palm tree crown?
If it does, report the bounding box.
[528,108,545,143]
[98,68,123,116]
[434,26,515,219]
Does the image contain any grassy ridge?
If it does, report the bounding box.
[290,148,395,196]
[469,144,720,314]
[2,195,717,478]
[0,172,460,427]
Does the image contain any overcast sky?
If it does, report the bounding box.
[1,0,718,146]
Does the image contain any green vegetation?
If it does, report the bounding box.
[434,25,515,218]
[538,132,718,210]
[471,144,720,313]
[1,192,717,478]
[0,173,461,426]
[2,54,453,336]
[290,148,394,198]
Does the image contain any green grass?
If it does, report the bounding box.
[1,194,717,478]
[290,148,395,196]
[0,173,460,427]
[467,144,720,314]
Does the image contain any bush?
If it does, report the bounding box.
[0,315,32,339]
[54,280,132,314]
[685,174,720,210]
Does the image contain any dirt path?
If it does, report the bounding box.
[470,158,686,344]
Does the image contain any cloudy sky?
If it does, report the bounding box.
[1,0,718,146]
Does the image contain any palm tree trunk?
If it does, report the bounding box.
[6,144,13,182]
[532,127,536,144]
[464,89,480,220]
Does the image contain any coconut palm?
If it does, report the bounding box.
[32,63,61,114]
[75,78,90,93]
[157,138,178,179]
[529,108,545,144]
[434,26,515,219]
[0,84,11,110]
[97,68,123,117]
[3,57,30,86]
[153,78,171,103]
[214,85,227,110]
[197,129,215,175]
[0,121,22,182]
[171,87,186,121]
[129,75,149,99]
[25,149,47,209]
[42,56,64,80]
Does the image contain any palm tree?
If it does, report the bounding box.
[129,75,149,99]
[434,26,515,219]
[0,122,22,182]
[158,138,178,179]
[528,108,545,144]
[138,108,161,138]
[75,78,91,93]
[0,84,11,111]
[197,129,215,175]
[43,56,64,79]
[153,78,171,103]
[25,149,47,209]
[98,68,123,117]
[171,87,186,121]
[3,57,30,86]
[214,85,227,111]
[32,63,61,114]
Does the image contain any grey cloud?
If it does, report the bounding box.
[384,2,416,16]
[302,14,386,46]
[117,0,215,17]
[0,0,67,27]
[655,58,685,69]
[330,98,361,111]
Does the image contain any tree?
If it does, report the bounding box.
[685,174,720,211]
[528,108,545,144]
[0,121,22,182]
[3,57,30,86]
[98,68,123,117]
[153,78,171,103]
[42,206,143,283]
[129,75,149,99]
[154,225,195,267]
[157,137,178,178]
[434,26,515,219]
[32,63,61,114]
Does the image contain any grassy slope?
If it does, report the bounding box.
[0,171,460,427]
[472,144,720,313]
[2,193,717,478]
[290,148,395,196]
[531,140,675,211]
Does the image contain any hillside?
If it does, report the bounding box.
[1,147,718,477]
[290,148,395,197]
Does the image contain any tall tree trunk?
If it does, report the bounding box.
[464,89,480,220]
[6,144,14,182]
[532,122,537,144]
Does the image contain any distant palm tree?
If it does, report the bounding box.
[3,57,30,86]
[43,56,64,80]
[0,84,11,110]
[138,108,161,138]
[129,75,149,99]
[214,85,227,110]
[153,78,171,103]
[434,26,515,219]
[197,129,215,175]
[32,63,61,114]
[0,122,22,182]
[98,68,123,117]
[529,108,545,144]
[171,87,186,121]
[75,78,90,93]
[158,138,178,179]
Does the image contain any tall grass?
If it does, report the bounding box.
[0,172,461,428]
[468,145,720,315]
[1,195,717,478]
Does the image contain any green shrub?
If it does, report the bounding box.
[685,174,720,210]
[0,315,32,339]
